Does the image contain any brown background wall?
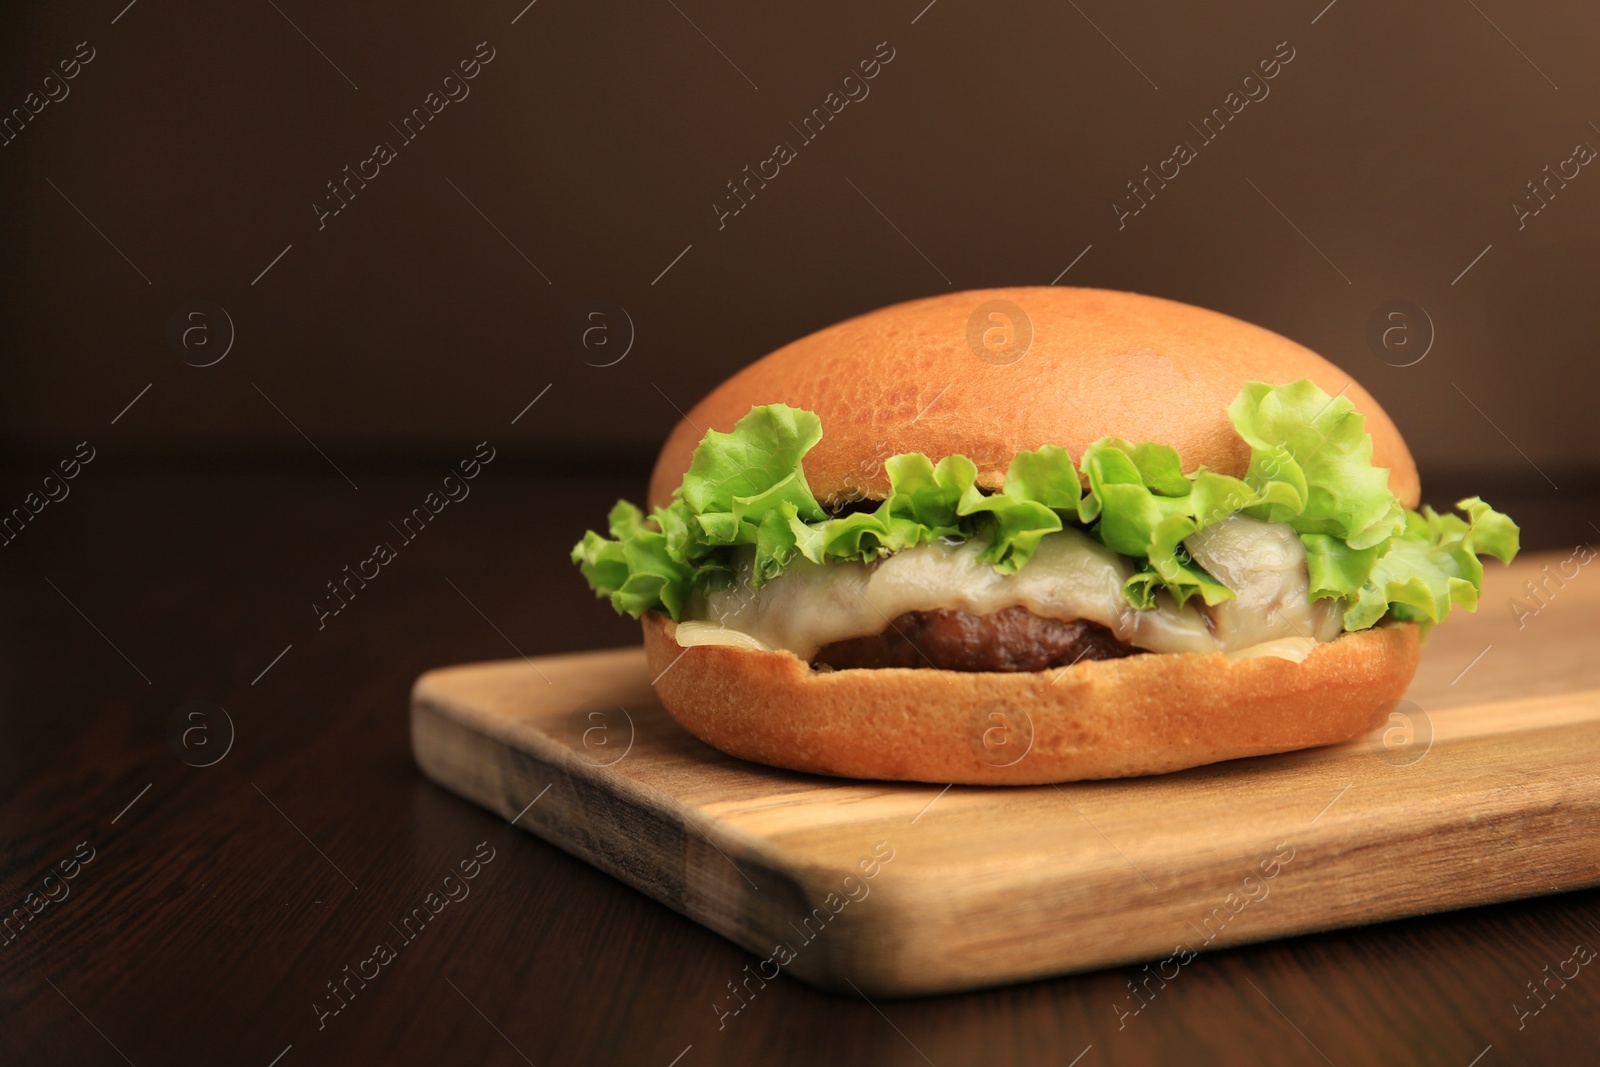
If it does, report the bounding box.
[2,0,1596,495]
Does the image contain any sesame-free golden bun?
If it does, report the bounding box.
[644,614,1420,785]
[649,286,1419,511]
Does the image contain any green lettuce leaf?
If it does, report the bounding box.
[1342,497,1522,634]
[1228,379,1405,548]
[571,384,1519,634]
[957,446,1080,573]
[570,501,697,618]
[672,404,828,581]
[789,446,1084,573]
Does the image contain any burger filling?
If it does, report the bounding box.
[572,381,1519,672]
[675,517,1341,668]
[812,608,1136,672]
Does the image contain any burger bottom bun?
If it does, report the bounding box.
[641,614,1421,785]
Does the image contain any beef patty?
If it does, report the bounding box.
[811,605,1140,672]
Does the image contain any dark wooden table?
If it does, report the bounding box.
[3,464,1596,1066]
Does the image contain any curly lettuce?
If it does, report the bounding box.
[571,381,1518,634]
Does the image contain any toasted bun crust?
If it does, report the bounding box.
[648,287,1419,511]
[643,613,1420,784]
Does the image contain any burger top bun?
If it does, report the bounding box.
[647,286,1420,512]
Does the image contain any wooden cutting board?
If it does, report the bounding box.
[411,550,1600,996]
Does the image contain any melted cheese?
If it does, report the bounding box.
[683,516,1342,662]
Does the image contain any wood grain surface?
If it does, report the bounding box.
[7,470,1600,1066]
[412,549,1600,997]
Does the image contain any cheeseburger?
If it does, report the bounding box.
[572,288,1518,784]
